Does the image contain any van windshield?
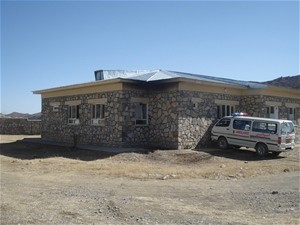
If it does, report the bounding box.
[281,122,295,135]
[215,118,231,127]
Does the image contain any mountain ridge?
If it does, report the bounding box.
[261,75,300,89]
[0,112,42,120]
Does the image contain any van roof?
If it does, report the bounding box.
[222,116,294,123]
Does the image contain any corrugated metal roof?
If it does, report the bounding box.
[95,69,268,89]
[94,70,159,80]
[34,69,299,95]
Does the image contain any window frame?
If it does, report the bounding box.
[233,119,252,131]
[50,102,60,112]
[91,104,105,125]
[68,105,80,125]
[287,107,295,121]
[267,106,276,118]
[217,105,236,119]
[215,118,231,127]
[252,121,278,134]
[135,103,148,126]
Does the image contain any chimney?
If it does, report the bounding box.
[94,70,104,81]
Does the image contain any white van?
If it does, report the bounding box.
[211,114,296,156]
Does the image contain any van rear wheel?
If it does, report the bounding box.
[218,137,228,149]
[256,143,268,157]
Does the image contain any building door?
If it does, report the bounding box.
[274,106,279,119]
[268,106,279,119]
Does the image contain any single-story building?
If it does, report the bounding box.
[34,70,300,149]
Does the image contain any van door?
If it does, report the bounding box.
[211,118,232,140]
[230,119,252,147]
[251,121,278,151]
[279,122,296,150]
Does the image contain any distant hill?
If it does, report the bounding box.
[0,112,42,120]
[261,75,300,90]
[7,112,31,118]
[28,112,42,120]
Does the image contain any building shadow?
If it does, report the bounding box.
[0,141,127,162]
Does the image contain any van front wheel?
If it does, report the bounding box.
[256,143,268,157]
[218,137,228,149]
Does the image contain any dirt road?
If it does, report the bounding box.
[1,135,299,225]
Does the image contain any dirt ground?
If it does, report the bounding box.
[0,135,299,225]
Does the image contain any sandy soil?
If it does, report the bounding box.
[0,135,299,225]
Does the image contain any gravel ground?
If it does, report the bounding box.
[1,136,299,225]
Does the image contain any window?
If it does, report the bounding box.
[192,97,203,110]
[215,118,231,127]
[287,108,295,120]
[252,121,277,134]
[50,102,59,112]
[233,120,251,131]
[217,105,235,118]
[192,102,198,109]
[135,103,148,125]
[68,105,80,124]
[267,106,274,117]
[91,104,105,125]
[53,105,59,112]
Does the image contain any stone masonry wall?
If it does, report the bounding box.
[178,92,300,149]
[148,91,179,149]
[241,95,300,143]
[177,91,241,149]
[41,85,300,149]
[42,87,181,149]
[42,91,124,147]
[240,95,300,119]
[121,89,180,149]
[0,118,41,135]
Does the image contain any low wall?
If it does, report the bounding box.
[0,118,41,135]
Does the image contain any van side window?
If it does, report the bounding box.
[233,120,251,130]
[216,118,231,127]
[252,122,277,134]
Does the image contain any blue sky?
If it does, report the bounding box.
[1,1,299,114]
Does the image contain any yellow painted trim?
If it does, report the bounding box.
[122,82,178,91]
[35,76,300,101]
[65,100,82,106]
[242,87,300,99]
[50,102,60,107]
[131,97,149,103]
[122,83,148,91]
[215,99,239,105]
[41,83,123,98]
[191,97,203,103]
[265,101,282,107]
[285,103,300,108]
[178,81,243,95]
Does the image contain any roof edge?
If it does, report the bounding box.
[33,78,139,94]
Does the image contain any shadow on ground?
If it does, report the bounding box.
[1,140,284,163]
[0,141,121,161]
[197,145,284,161]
